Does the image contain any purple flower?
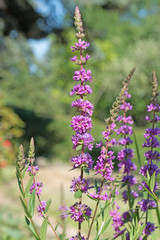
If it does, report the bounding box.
[70,202,91,223]
[94,149,115,181]
[146,115,160,123]
[116,115,133,125]
[122,175,137,186]
[138,180,158,192]
[70,84,92,97]
[143,222,156,236]
[71,153,93,169]
[95,141,103,148]
[70,235,86,240]
[117,149,134,162]
[73,68,92,82]
[122,190,138,203]
[72,99,93,116]
[70,176,90,193]
[120,102,132,111]
[27,164,39,176]
[71,39,89,52]
[30,182,43,195]
[143,136,160,148]
[71,115,92,134]
[139,163,160,177]
[118,160,137,174]
[72,132,94,150]
[118,137,133,146]
[147,103,160,112]
[115,125,133,135]
[138,199,157,212]
[110,204,125,237]
[122,211,131,221]
[37,200,46,217]
[144,150,160,162]
[71,56,78,61]
[59,205,69,219]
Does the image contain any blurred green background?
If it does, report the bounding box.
[0,0,160,163]
[0,0,160,239]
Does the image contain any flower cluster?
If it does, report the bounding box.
[37,200,46,217]
[30,182,43,195]
[110,203,125,238]
[69,6,93,239]
[70,202,91,223]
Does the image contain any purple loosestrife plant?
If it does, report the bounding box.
[16,6,160,240]
[138,71,160,238]
[70,6,93,239]
[16,138,60,240]
[112,68,140,238]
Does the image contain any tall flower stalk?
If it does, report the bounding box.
[70,6,94,239]
[138,71,160,238]
[87,69,136,239]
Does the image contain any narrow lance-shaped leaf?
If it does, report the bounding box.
[44,199,52,214]
[132,224,145,240]
[40,217,48,240]
[16,172,23,196]
[25,176,34,197]
[149,171,156,192]
[19,195,31,218]
[22,163,29,179]
[28,188,36,217]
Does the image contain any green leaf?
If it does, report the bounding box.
[133,224,145,240]
[25,216,40,239]
[100,217,112,235]
[44,199,52,214]
[19,196,31,218]
[40,217,48,240]
[147,170,150,183]
[156,201,160,226]
[99,202,104,221]
[16,172,24,196]
[28,188,36,217]
[74,190,82,199]
[76,145,82,151]
[133,131,142,169]
[94,201,111,223]
[16,166,21,178]
[25,176,34,197]
[22,163,29,178]
[95,180,99,193]
[139,182,157,200]
[83,167,89,175]
[150,171,156,192]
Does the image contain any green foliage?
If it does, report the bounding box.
[0,208,33,240]
[0,0,160,160]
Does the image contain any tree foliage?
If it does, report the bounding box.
[0,0,160,159]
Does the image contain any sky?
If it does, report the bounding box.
[28,0,66,60]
